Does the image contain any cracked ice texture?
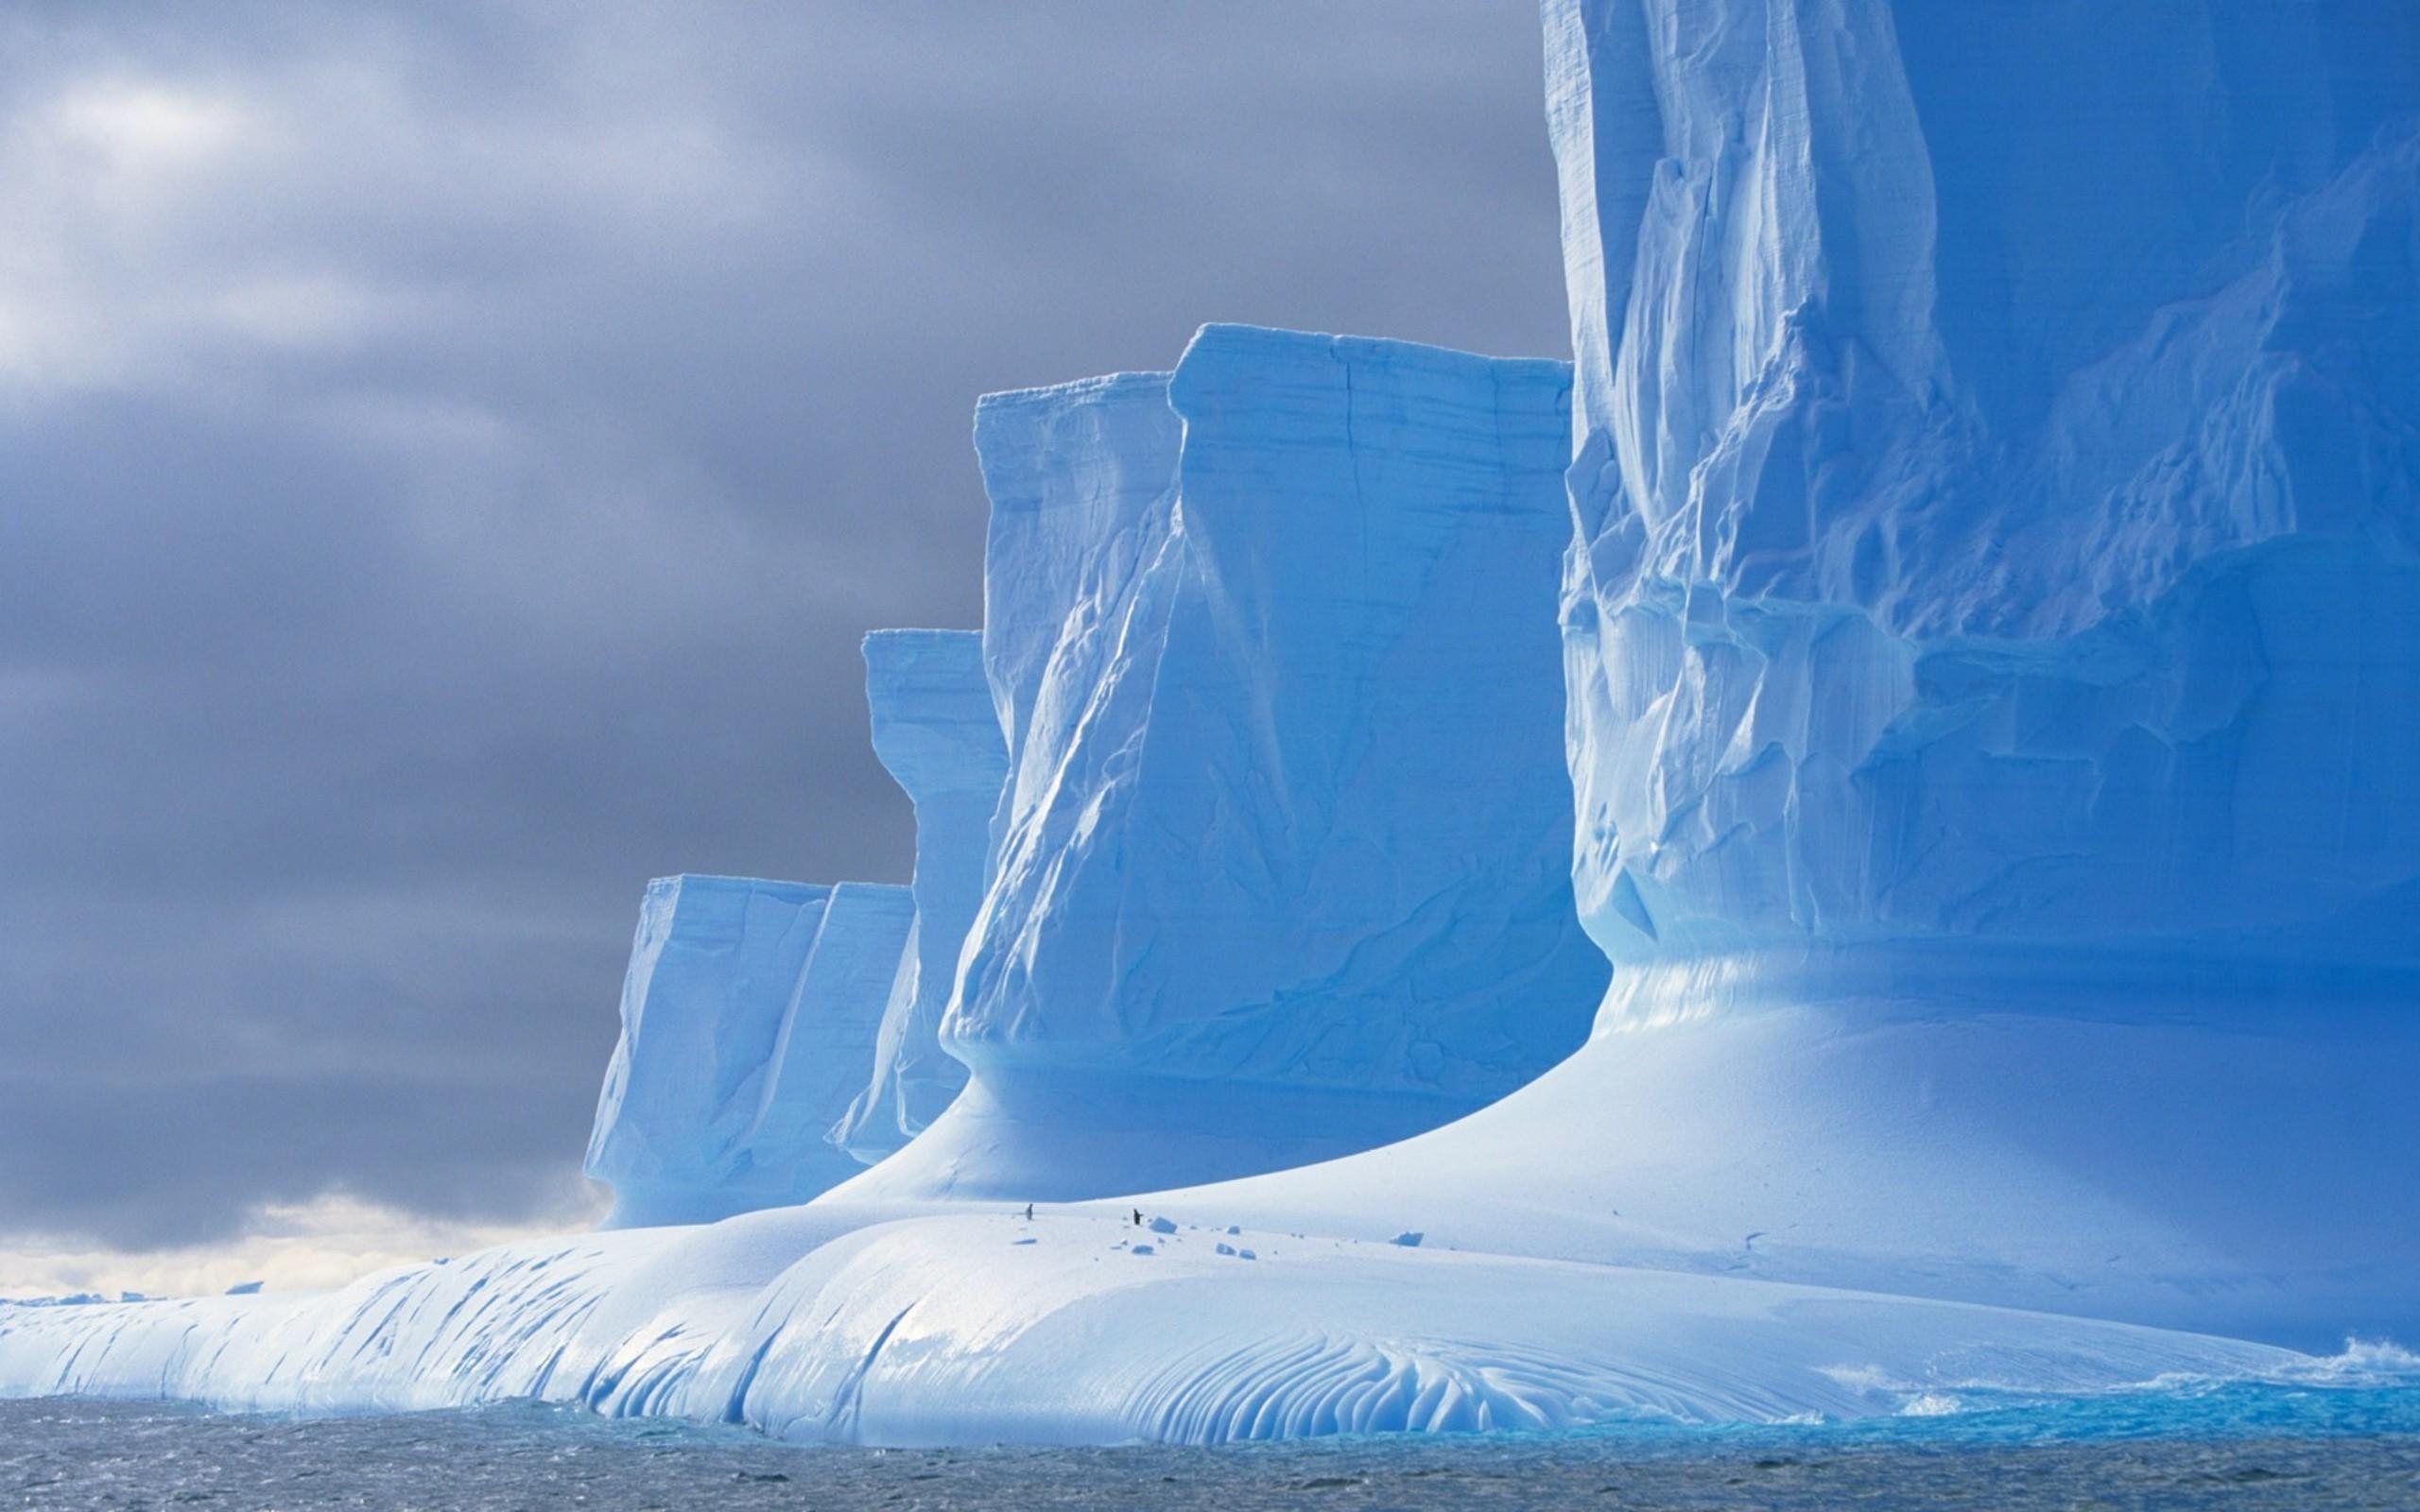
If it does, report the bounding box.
[585,876,910,1226]
[830,630,1006,1162]
[1545,0,2420,1000]
[879,325,1609,1197]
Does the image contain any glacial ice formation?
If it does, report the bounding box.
[3,0,2414,1447]
[829,629,1005,1162]
[846,325,1611,1201]
[1528,0,2420,1344]
[585,876,910,1227]
[1548,0,2420,971]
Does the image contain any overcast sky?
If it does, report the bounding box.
[0,1,1568,1291]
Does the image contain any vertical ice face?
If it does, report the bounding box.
[1546,0,2420,1006]
[830,630,1008,1162]
[752,882,917,1167]
[585,875,909,1227]
[850,326,1610,1200]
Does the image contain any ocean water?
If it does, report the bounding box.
[5,1379,2417,1510]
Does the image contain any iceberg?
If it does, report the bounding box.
[846,325,1610,1202]
[3,0,2413,1446]
[1530,0,2420,1344]
[829,629,1006,1163]
[585,875,911,1228]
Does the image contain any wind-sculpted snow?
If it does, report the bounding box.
[847,326,1610,1201]
[830,630,1005,1162]
[585,877,910,1227]
[0,1212,2318,1445]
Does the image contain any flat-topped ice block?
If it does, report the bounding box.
[830,630,1006,1162]
[842,325,1610,1201]
[585,875,909,1227]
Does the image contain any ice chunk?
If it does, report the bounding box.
[585,876,910,1227]
[831,630,1007,1162]
[844,326,1609,1201]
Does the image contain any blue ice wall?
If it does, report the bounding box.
[1542,0,2418,1341]
[585,875,909,1227]
[830,629,1007,1162]
[850,325,1611,1200]
[1546,0,2420,987]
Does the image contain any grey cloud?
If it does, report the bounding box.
[0,0,1565,1249]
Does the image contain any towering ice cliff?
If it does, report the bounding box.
[1547,0,2420,977]
[830,630,1006,1162]
[1530,0,2419,1338]
[850,326,1611,1200]
[585,876,911,1227]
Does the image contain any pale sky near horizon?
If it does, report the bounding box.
[0,1,1570,1297]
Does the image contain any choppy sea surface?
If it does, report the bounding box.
[5,1377,2418,1510]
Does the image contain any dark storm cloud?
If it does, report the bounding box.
[0,1,1567,1248]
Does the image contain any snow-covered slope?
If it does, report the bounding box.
[0,1205,2314,1444]
[584,877,909,1228]
[846,325,1610,1202]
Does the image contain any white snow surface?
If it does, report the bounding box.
[0,1203,2305,1445]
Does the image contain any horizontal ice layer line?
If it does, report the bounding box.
[830,630,1006,1162]
[845,326,1610,1201]
[585,876,909,1227]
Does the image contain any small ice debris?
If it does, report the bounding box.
[1011,1238,1037,1246]
[1390,1231,1424,1247]
[1131,1245,1155,1257]
[224,1280,264,1297]
[1148,1215,1177,1235]
[1236,1248,1257,1261]
[1215,1243,1236,1256]
[1224,1225,1240,1236]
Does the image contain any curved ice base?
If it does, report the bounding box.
[0,1207,2308,1446]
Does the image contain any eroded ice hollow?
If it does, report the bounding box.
[839,324,1612,1202]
